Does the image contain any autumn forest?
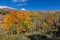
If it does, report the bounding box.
[0,9,60,40]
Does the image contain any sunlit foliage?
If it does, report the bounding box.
[2,11,32,33]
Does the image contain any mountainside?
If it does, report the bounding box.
[0,8,60,40]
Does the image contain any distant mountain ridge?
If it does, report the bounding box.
[0,8,60,14]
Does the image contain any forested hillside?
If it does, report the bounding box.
[0,9,60,40]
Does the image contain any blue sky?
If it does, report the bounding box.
[0,0,60,10]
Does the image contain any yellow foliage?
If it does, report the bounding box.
[46,14,55,20]
[3,14,10,23]
[2,11,32,32]
[17,25,25,32]
[2,24,9,30]
[24,21,32,28]
[42,22,48,28]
